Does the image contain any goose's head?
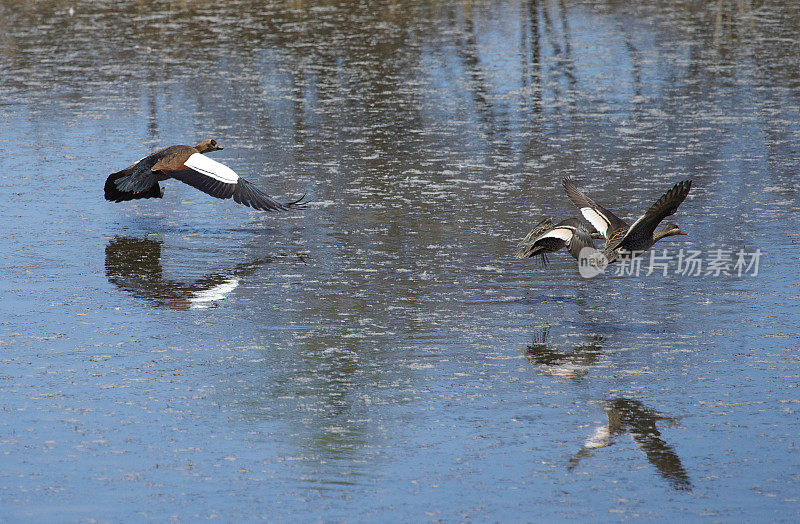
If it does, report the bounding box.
[195,139,223,153]
[658,223,687,238]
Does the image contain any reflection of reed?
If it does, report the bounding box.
[540,0,576,86]
[522,327,603,380]
[570,398,692,491]
[521,0,543,113]
[458,13,494,132]
[105,236,270,309]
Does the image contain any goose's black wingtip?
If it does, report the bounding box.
[284,193,310,210]
[673,179,692,196]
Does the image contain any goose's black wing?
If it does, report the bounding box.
[105,154,163,202]
[617,180,691,250]
[555,218,598,260]
[168,153,305,211]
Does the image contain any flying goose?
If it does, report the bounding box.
[562,177,691,263]
[104,139,305,211]
[515,217,603,264]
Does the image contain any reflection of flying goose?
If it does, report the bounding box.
[104,139,306,211]
[522,328,603,380]
[562,177,691,263]
[104,236,270,309]
[514,218,603,264]
[569,398,691,491]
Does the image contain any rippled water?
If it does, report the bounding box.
[1,0,799,520]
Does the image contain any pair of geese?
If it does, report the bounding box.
[105,139,691,269]
[515,177,691,267]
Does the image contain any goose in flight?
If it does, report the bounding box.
[514,217,603,264]
[562,177,691,263]
[104,139,305,211]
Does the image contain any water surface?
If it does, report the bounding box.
[1,0,799,520]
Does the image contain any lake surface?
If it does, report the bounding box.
[1,0,799,520]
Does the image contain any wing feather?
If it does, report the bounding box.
[181,153,239,184]
[105,162,162,202]
[170,168,237,200]
[114,163,159,193]
[566,225,598,260]
[562,177,628,237]
[516,218,556,248]
[618,180,692,248]
[233,178,294,211]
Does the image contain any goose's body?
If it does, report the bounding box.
[562,177,691,263]
[104,139,304,211]
[515,217,603,263]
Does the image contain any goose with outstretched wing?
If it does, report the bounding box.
[515,217,604,264]
[104,139,306,211]
[562,177,691,263]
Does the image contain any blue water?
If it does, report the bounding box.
[1,0,799,520]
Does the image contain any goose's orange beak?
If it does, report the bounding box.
[678,231,687,235]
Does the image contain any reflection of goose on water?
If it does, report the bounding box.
[104,139,306,211]
[514,217,603,265]
[562,177,691,264]
[522,327,603,380]
[569,397,692,491]
[104,236,271,309]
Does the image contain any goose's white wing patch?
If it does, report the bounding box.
[579,207,610,237]
[184,153,239,184]
[539,227,574,242]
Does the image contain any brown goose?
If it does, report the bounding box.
[515,217,604,264]
[562,177,691,263]
[104,139,305,211]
